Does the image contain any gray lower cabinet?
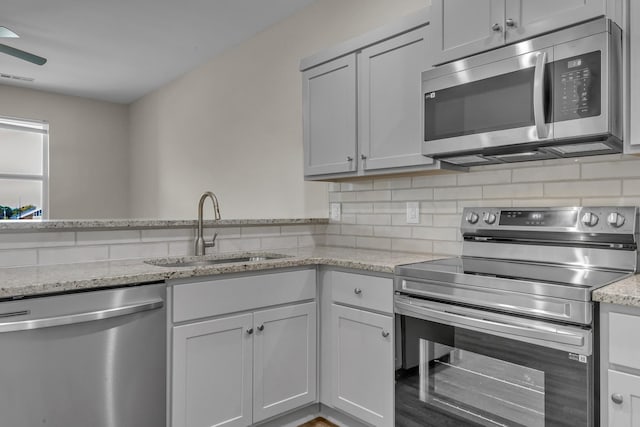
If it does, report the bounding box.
[302,18,436,180]
[320,269,395,427]
[170,270,317,427]
[600,303,640,426]
[431,0,611,64]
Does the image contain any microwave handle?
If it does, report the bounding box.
[533,51,548,139]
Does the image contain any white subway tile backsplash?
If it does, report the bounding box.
[419,201,457,214]
[433,241,462,256]
[374,226,412,239]
[457,170,511,186]
[169,241,194,256]
[340,214,357,224]
[356,236,391,251]
[217,238,261,253]
[412,227,458,241]
[581,159,640,179]
[240,226,281,238]
[544,180,620,198]
[0,249,38,267]
[433,214,461,227]
[512,164,580,183]
[357,214,391,226]
[623,180,640,195]
[341,181,373,191]
[342,203,374,214]
[512,198,581,207]
[39,246,109,265]
[373,178,412,190]
[77,230,141,245]
[434,186,482,200]
[356,190,392,202]
[392,188,434,201]
[412,174,458,188]
[483,183,543,199]
[374,202,407,214]
[141,228,195,242]
[0,232,75,250]
[391,238,433,254]
[280,225,316,235]
[261,236,298,250]
[325,235,356,248]
[109,242,169,260]
[340,225,374,237]
[329,192,357,202]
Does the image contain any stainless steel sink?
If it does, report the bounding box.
[146,254,289,268]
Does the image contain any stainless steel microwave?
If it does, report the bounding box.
[421,18,622,167]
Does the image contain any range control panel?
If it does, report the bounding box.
[461,206,638,235]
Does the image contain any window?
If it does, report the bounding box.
[0,116,49,220]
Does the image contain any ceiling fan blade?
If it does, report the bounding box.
[0,43,47,65]
[0,27,19,38]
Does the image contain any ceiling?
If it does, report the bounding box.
[0,0,315,104]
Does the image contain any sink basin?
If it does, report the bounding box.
[146,254,289,268]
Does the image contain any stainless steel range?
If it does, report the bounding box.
[394,206,638,427]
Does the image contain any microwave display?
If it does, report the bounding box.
[554,51,601,122]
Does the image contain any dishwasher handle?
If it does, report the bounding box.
[0,299,164,333]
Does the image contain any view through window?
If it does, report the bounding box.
[0,116,49,220]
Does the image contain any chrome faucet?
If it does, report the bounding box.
[195,191,221,256]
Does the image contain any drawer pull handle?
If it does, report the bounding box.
[257,324,264,332]
[354,288,362,295]
[611,393,624,405]
[246,328,254,335]
[382,331,390,338]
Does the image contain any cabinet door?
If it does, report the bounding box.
[172,314,253,427]
[358,26,434,172]
[331,304,394,427]
[431,0,505,65]
[608,370,640,427]
[253,302,317,423]
[302,55,357,177]
[505,0,607,44]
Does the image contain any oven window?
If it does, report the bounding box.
[396,341,545,427]
[424,68,536,141]
[395,315,591,427]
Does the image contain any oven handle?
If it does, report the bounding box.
[395,296,585,348]
[533,51,548,139]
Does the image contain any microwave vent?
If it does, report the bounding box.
[551,142,611,155]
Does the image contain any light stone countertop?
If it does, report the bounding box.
[0,246,445,299]
[0,218,328,232]
[593,274,640,308]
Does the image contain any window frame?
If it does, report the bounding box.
[0,116,49,219]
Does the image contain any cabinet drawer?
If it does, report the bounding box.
[172,269,316,323]
[609,312,640,370]
[331,271,393,314]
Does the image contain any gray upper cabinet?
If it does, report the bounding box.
[432,0,610,65]
[302,55,357,177]
[301,8,448,180]
[358,26,434,171]
[628,0,640,150]
[431,0,505,65]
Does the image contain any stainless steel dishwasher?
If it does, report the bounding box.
[0,282,166,427]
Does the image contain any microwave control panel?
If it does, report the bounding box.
[553,51,601,122]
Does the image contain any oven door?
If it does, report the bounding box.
[395,295,594,427]
[422,47,553,159]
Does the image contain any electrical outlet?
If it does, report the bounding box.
[330,203,341,221]
[406,202,420,224]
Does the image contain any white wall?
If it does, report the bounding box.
[0,84,130,219]
[129,0,426,219]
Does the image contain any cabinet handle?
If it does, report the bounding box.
[505,18,516,28]
[346,156,353,162]
[246,328,254,335]
[491,23,502,32]
[257,324,264,332]
[611,393,624,405]
[382,331,390,338]
[360,154,367,160]
[354,288,362,295]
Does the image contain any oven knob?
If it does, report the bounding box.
[581,212,599,227]
[483,212,497,225]
[466,212,479,224]
[607,212,625,228]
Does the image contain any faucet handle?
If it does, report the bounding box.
[211,232,218,247]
